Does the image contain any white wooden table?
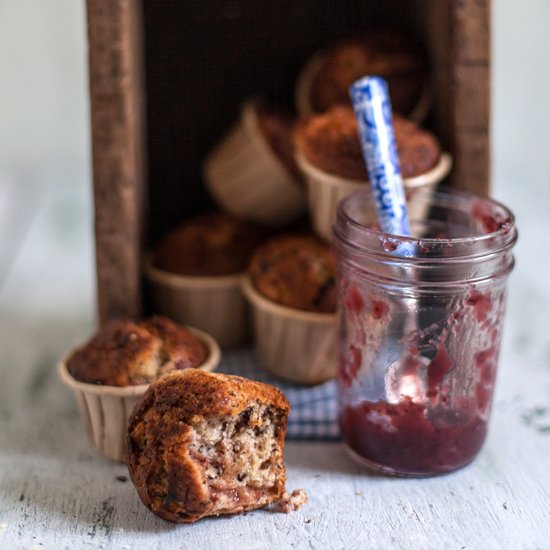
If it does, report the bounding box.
[0,176,549,550]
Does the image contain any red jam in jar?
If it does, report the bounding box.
[333,187,517,476]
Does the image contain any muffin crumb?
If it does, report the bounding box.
[278,489,308,513]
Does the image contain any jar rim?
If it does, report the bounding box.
[334,186,518,261]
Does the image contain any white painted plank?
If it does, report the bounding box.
[0,317,549,550]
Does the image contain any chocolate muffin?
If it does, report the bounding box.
[308,33,427,116]
[248,234,336,313]
[294,105,441,181]
[126,369,290,523]
[154,212,264,277]
[66,316,207,387]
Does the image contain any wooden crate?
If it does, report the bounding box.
[86,0,490,325]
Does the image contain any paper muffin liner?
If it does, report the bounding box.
[295,53,328,118]
[58,327,221,463]
[144,254,249,348]
[242,276,338,385]
[203,100,307,227]
[295,52,432,123]
[296,152,453,242]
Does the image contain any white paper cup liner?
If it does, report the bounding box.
[58,327,221,462]
[144,254,249,348]
[295,52,432,123]
[242,276,338,385]
[297,152,452,241]
[295,53,327,118]
[203,100,307,227]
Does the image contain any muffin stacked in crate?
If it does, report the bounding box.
[294,106,451,240]
[144,212,264,349]
[145,30,452,387]
[242,234,338,385]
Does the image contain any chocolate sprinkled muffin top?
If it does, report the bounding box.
[154,212,265,277]
[308,33,428,116]
[248,234,336,313]
[66,316,207,386]
[294,106,441,181]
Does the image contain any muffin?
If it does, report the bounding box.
[293,106,452,241]
[295,106,441,181]
[66,316,208,386]
[126,369,290,523]
[296,32,430,121]
[248,234,336,313]
[58,316,221,462]
[242,234,338,384]
[203,99,307,227]
[154,212,264,277]
[145,212,264,348]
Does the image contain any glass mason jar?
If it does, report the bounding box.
[333,187,518,476]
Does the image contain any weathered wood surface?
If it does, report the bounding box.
[1,296,549,549]
[87,0,146,325]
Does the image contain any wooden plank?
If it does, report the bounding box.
[451,129,491,194]
[422,0,453,152]
[1,317,550,550]
[451,0,491,193]
[87,0,146,325]
[422,0,490,194]
[454,0,491,63]
[454,65,490,131]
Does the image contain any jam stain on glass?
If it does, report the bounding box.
[427,342,453,399]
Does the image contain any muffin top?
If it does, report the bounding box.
[248,234,336,313]
[66,316,208,386]
[294,105,441,181]
[255,103,301,179]
[308,33,427,116]
[154,212,264,276]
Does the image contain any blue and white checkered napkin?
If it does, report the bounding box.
[218,348,340,440]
